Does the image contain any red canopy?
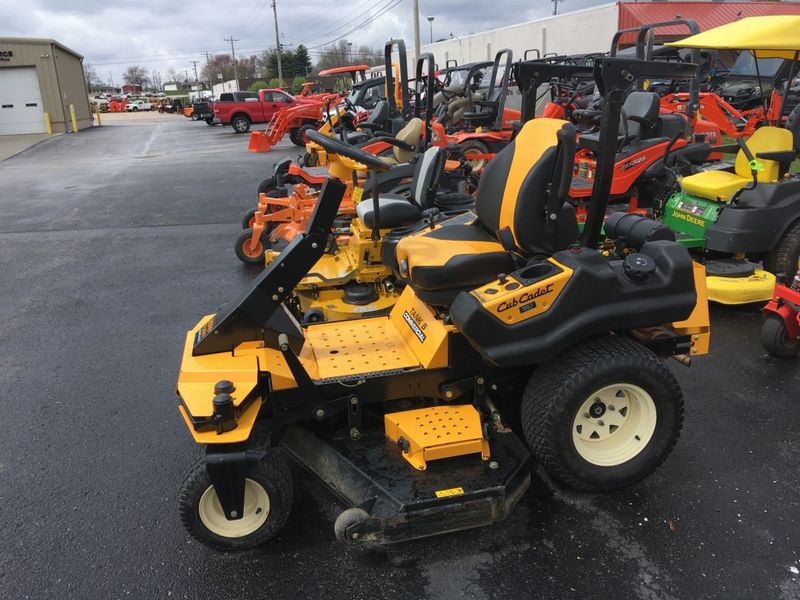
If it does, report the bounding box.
[318,65,371,76]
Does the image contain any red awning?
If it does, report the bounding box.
[618,1,800,41]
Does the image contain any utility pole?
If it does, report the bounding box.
[413,0,421,60]
[271,0,284,87]
[204,51,213,90]
[191,60,199,83]
[224,36,240,91]
[109,70,114,89]
[552,0,563,16]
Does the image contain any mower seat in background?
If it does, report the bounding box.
[680,126,794,201]
[356,147,446,229]
[378,118,424,166]
[356,195,422,229]
[344,103,389,146]
[579,91,661,152]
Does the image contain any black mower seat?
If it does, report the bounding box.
[395,118,578,306]
[356,146,447,230]
[579,91,660,152]
[356,195,421,229]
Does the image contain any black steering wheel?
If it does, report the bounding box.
[305,130,392,172]
[343,97,357,113]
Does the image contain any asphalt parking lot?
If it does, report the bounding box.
[1,112,799,600]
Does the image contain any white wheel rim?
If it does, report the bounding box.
[572,383,657,467]
[198,479,270,538]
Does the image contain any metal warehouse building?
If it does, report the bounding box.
[0,37,91,135]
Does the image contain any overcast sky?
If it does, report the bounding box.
[1,0,610,85]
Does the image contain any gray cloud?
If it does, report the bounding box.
[1,0,610,84]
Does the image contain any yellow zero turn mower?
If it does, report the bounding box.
[175,56,710,550]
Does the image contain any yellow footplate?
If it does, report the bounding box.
[384,405,491,471]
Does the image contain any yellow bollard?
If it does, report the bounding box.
[44,112,52,134]
[95,108,101,126]
[69,104,78,133]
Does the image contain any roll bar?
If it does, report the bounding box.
[514,61,596,122]
[487,49,513,131]
[384,39,412,121]
[415,52,437,148]
[611,19,701,126]
[583,57,699,248]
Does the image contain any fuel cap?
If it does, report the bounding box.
[623,253,656,282]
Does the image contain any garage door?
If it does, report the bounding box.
[0,67,47,135]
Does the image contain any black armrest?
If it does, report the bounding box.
[372,136,416,152]
[473,100,498,108]
[572,109,602,124]
[358,122,385,131]
[756,150,798,163]
[626,115,656,128]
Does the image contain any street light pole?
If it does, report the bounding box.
[427,16,434,45]
[413,0,421,59]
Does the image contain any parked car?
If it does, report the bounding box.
[126,100,153,112]
[213,89,317,133]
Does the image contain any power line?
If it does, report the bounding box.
[296,0,382,46]
[306,0,404,49]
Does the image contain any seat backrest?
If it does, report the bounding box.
[365,100,388,125]
[735,126,794,182]
[410,147,445,208]
[393,117,423,163]
[621,91,660,139]
[475,118,578,256]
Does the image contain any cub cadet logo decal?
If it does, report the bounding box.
[670,209,705,227]
[0,50,13,62]
[619,155,647,171]
[402,310,427,342]
[497,283,554,313]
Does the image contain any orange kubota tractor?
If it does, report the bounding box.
[248,90,340,153]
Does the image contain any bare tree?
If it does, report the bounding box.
[165,67,183,83]
[314,40,383,72]
[123,66,151,87]
[84,63,101,92]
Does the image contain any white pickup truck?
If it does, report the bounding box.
[125,100,153,112]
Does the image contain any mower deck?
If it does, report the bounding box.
[283,424,531,544]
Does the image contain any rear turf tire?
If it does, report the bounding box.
[761,314,800,358]
[459,139,491,172]
[257,176,277,197]
[763,219,800,279]
[235,229,269,265]
[178,449,293,551]
[521,335,683,492]
[290,123,317,147]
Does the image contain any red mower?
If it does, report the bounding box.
[761,269,800,358]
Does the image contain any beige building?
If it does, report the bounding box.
[0,37,91,135]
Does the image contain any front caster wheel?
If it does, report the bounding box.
[334,508,369,545]
[235,229,269,265]
[178,450,293,551]
[761,314,800,358]
[522,335,683,492]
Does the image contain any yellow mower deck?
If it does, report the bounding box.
[706,269,776,305]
